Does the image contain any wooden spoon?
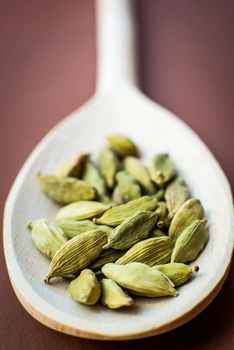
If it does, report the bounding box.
[3,0,233,340]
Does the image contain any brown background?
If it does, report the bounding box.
[1,0,234,349]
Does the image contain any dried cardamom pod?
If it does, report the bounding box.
[107,134,138,157]
[102,262,177,297]
[169,198,205,241]
[58,219,112,239]
[105,211,158,250]
[116,236,173,266]
[57,154,90,177]
[95,196,157,226]
[27,219,67,258]
[82,161,110,203]
[69,269,100,305]
[153,263,199,286]
[115,170,141,203]
[89,249,126,270]
[155,201,170,229]
[44,230,107,282]
[38,173,96,204]
[165,177,190,218]
[124,157,155,194]
[150,154,176,187]
[150,228,166,238]
[56,201,111,221]
[171,219,208,263]
[98,148,119,188]
[112,186,125,205]
[101,278,133,309]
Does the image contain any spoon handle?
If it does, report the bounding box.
[96,0,138,94]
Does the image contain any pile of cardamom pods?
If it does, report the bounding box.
[28,134,208,309]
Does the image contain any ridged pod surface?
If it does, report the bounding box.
[95,196,157,226]
[102,262,177,297]
[44,230,107,282]
[105,211,157,250]
[116,236,173,266]
[154,263,199,286]
[38,173,96,204]
[171,219,208,263]
[169,198,204,241]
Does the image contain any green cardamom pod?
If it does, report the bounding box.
[171,219,208,263]
[38,173,96,204]
[101,278,133,309]
[27,219,67,258]
[165,177,190,218]
[82,161,110,203]
[107,134,138,157]
[116,236,173,266]
[57,154,90,177]
[105,211,158,250]
[95,196,157,226]
[69,269,100,305]
[150,228,166,238]
[169,198,205,241]
[98,147,119,188]
[44,230,107,282]
[124,157,155,194]
[150,154,176,187]
[155,201,170,229]
[112,186,125,205]
[89,249,126,270]
[115,170,141,203]
[56,201,111,221]
[102,262,177,297]
[153,263,199,286]
[58,219,112,239]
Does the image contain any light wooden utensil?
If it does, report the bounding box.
[3,0,233,340]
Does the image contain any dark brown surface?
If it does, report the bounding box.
[1,0,233,349]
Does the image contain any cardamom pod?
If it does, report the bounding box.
[169,198,205,241]
[102,262,177,297]
[150,228,166,238]
[69,269,100,305]
[57,154,90,177]
[101,278,133,309]
[38,173,96,204]
[58,219,112,239]
[171,219,208,263]
[89,249,126,270]
[82,161,110,203]
[116,236,173,266]
[105,211,158,250]
[112,186,125,205]
[95,196,157,226]
[56,201,111,221]
[98,148,119,188]
[124,157,155,194]
[150,154,176,187]
[115,170,141,203]
[165,177,190,218]
[27,219,67,258]
[107,134,138,157]
[153,263,199,286]
[155,201,170,229]
[44,230,107,282]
